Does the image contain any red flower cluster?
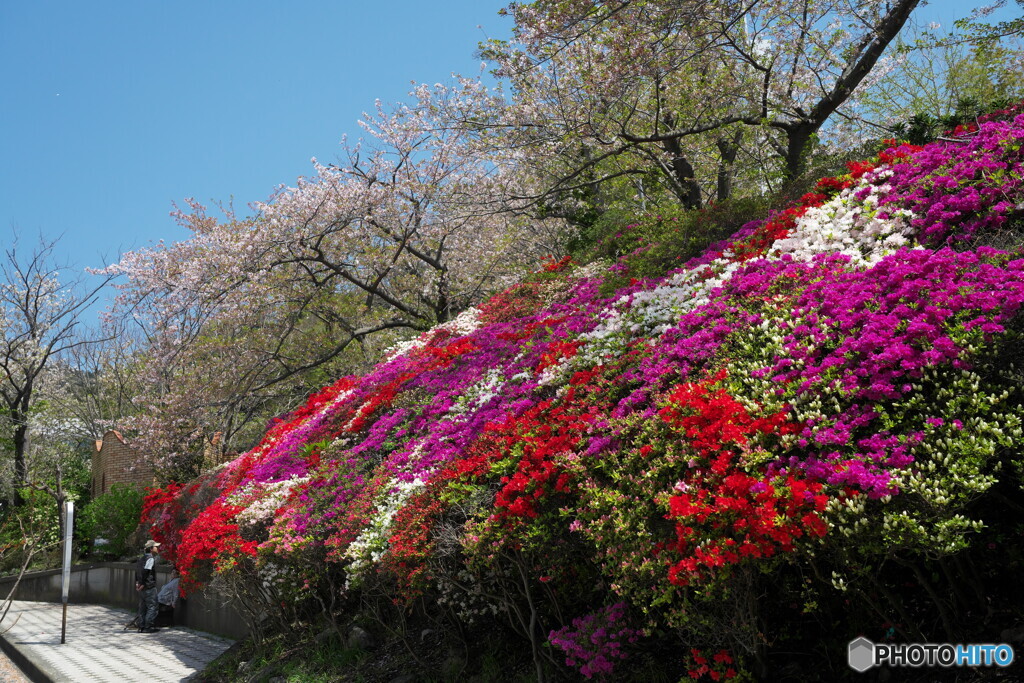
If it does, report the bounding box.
[491,393,593,522]
[141,482,184,562]
[658,369,798,468]
[269,377,355,438]
[658,372,828,586]
[382,487,445,599]
[537,339,582,372]
[846,159,876,179]
[141,482,182,527]
[175,499,256,589]
[877,140,924,165]
[542,254,574,272]
[685,648,738,681]
[813,175,852,194]
[665,471,828,586]
[438,367,613,526]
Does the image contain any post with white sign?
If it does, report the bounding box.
[60,500,73,644]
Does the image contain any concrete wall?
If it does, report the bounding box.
[0,563,249,640]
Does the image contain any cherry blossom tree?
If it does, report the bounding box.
[103,81,566,475]
[0,237,112,502]
[481,0,923,209]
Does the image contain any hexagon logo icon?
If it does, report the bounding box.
[848,637,875,672]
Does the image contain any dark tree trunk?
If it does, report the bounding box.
[11,393,30,507]
[716,131,742,201]
[783,124,815,182]
[663,138,702,209]
[778,0,922,180]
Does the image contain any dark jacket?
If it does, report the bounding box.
[135,552,157,590]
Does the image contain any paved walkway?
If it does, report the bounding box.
[0,601,234,682]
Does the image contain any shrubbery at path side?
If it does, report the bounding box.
[144,105,1024,681]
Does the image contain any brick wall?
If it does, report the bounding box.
[91,430,155,497]
[201,431,230,471]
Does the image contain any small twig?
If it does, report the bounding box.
[0,612,23,636]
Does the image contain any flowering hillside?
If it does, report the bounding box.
[144,106,1024,680]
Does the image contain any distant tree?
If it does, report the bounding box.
[947,0,1024,45]
[78,483,143,559]
[42,327,144,442]
[831,23,1024,146]
[17,404,93,545]
[0,237,111,504]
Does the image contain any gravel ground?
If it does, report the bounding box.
[0,651,27,683]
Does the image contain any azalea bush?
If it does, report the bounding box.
[143,105,1024,680]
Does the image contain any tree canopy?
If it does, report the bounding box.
[100,0,1024,476]
[479,0,922,210]
[102,83,565,473]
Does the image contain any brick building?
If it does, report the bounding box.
[202,432,228,471]
[90,430,155,497]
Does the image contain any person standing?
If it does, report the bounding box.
[135,540,160,633]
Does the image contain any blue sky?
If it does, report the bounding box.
[0,0,1006,321]
[0,1,509,287]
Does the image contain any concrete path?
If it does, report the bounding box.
[0,601,234,682]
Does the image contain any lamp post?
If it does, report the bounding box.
[60,501,73,644]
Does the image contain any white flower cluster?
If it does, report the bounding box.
[228,475,310,528]
[576,259,743,369]
[452,366,515,414]
[343,476,426,587]
[573,259,610,281]
[567,168,922,371]
[435,569,503,622]
[384,307,482,361]
[768,173,918,267]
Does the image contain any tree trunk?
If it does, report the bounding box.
[716,131,742,202]
[777,0,922,180]
[783,124,815,182]
[662,138,702,209]
[12,429,27,483]
[11,401,30,507]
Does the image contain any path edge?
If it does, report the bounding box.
[0,624,57,683]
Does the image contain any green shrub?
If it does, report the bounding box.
[0,489,64,574]
[79,483,143,559]
[892,95,1019,145]
[592,197,769,296]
